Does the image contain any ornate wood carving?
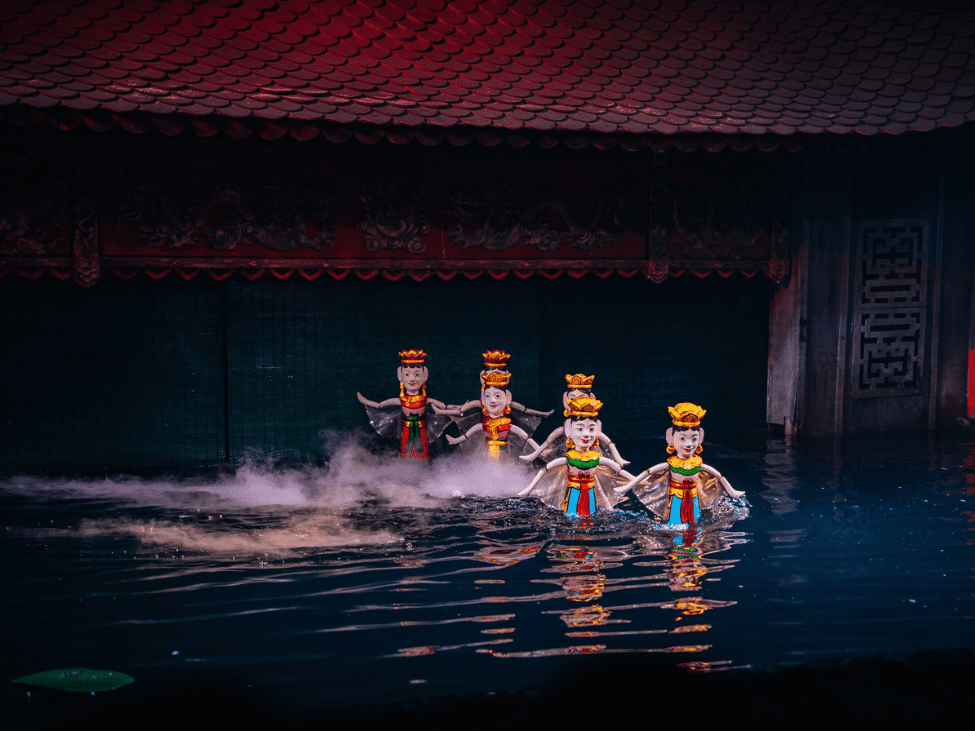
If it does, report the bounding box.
[852,221,928,399]
[669,164,789,282]
[442,171,636,252]
[73,144,99,286]
[647,160,669,283]
[357,174,430,253]
[116,171,338,252]
[767,219,790,284]
[0,150,68,257]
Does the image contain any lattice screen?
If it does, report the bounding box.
[852,221,928,399]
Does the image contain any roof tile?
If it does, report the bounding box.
[1,0,973,139]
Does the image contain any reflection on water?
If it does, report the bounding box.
[1,432,974,710]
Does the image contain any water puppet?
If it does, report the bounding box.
[616,403,745,525]
[519,395,636,516]
[436,349,552,459]
[356,349,451,459]
[521,374,629,467]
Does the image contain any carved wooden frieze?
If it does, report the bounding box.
[73,144,99,286]
[115,167,338,252]
[0,149,69,257]
[667,163,790,282]
[647,161,669,283]
[357,174,429,253]
[442,171,636,252]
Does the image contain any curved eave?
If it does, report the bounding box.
[2,101,952,154]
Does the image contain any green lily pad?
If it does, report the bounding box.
[12,668,134,693]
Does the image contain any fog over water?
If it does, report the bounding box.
[1,432,540,557]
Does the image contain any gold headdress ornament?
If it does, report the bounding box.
[566,395,603,418]
[564,374,595,390]
[398,349,427,366]
[668,402,706,428]
[481,370,512,389]
[482,349,511,370]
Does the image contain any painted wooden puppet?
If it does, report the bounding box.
[615,402,745,524]
[356,349,451,459]
[436,350,552,459]
[521,374,629,466]
[519,395,635,516]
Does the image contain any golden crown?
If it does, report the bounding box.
[564,374,595,390]
[398,349,427,365]
[566,396,603,418]
[481,370,512,389]
[668,402,706,428]
[482,349,511,370]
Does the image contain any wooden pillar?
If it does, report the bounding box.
[800,153,852,435]
[767,161,805,437]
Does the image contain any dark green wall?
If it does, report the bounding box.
[1,274,769,473]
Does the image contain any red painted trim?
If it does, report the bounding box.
[968,349,975,417]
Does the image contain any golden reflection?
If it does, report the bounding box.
[677,660,734,672]
[473,541,543,567]
[472,614,515,622]
[480,644,608,658]
[559,604,612,627]
[558,574,606,602]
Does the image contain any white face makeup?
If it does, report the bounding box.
[671,428,702,459]
[566,418,598,451]
[398,366,426,395]
[480,386,509,417]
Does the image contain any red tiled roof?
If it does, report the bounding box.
[2,0,975,143]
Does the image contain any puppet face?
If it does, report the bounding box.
[397,366,427,395]
[668,427,703,459]
[565,417,599,451]
[480,386,512,417]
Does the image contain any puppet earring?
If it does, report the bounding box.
[666,444,676,454]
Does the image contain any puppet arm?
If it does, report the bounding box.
[701,464,745,498]
[434,399,480,415]
[520,427,564,462]
[614,462,668,493]
[447,423,482,446]
[509,424,530,441]
[510,403,555,417]
[518,457,567,496]
[357,392,400,409]
[599,432,630,466]
[596,458,638,483]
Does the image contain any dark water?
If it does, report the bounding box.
[2,431,974,716]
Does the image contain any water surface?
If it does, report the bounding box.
[2,431,973,713]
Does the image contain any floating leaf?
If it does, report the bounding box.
[12,668,134,693]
